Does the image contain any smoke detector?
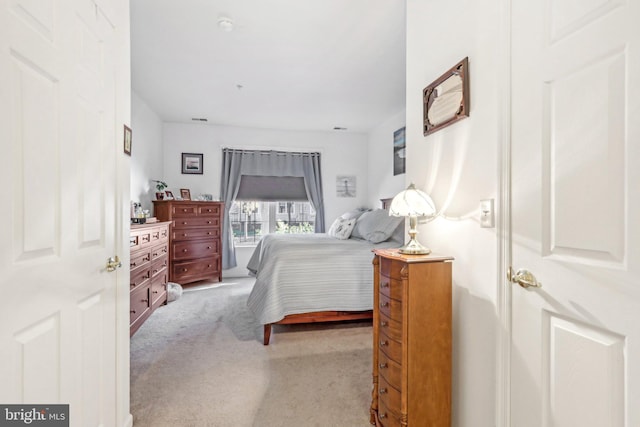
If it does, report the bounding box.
[217,16,234,32]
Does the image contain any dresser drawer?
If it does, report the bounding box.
[130,249,151,270]
[377,400,401,427]
[150,272,168,309]
[198,204,221,216]
[379,329,402,363]
[172,217,220,229]
[378,350,401,390]
[130,284,151,326]
[149,227,168,245]
[379,275,403,301]
[150,242,168,260]
[173,240,219,260]
[150,256,168,278]
[379,293,402,322]
[130,230,152,250]
[130,266,151,290]
[172,228,220,241]
[171,204,198,217]
[378,375,401,422]
[172,257,220,283]
[379,312,402,342]
[380,257,404,280]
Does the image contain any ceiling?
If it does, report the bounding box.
[130,0,406,133]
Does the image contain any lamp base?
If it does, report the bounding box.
[397,237,431,255]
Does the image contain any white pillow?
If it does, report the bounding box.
[327,217,357,240]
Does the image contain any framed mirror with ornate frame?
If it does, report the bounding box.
[423,57,469,136]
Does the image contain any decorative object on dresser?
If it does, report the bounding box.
[153,200,223,285]
[130,221,171,336]
[180,188,191,200]
[389,183,437,255]
[370,249,453,426]
[153,180,168,200]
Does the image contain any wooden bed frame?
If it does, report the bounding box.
[262,198,394,345]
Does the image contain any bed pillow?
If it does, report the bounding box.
[351,209,404,243]
[340,207,370,220]
[327,217,357,240]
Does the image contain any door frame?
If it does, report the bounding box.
[496,0,513,425]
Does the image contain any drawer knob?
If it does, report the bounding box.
[381,282,389,288]
[141,299,148,303]
[380,387,388,394]
[379,340,388,347]
[380,321,388,327]
[379,413,387,420]
[130,310,136,314]
[207,221,212,224]
[153,290,158,294]
[183,249,188,252]
[380,302,389,308]
[379,362,388,369]
[182,268,188,272]
[207,246,211,249]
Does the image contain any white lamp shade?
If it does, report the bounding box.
[389,183,436,217]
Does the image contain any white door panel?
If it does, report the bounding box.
[0,1,121,426]
[511,0,639,425]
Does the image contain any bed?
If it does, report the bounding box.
[246,201,403,344]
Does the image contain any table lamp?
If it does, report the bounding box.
[389,183,436,254]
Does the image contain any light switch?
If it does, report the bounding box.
[480,199,495,228]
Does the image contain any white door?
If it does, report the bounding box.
[0,1,123,426]
[510,0,640,426]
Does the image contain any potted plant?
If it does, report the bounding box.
[153,180,168,200]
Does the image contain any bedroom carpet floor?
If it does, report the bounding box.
[130,277,374,427]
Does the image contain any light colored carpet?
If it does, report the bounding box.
[130,277,375,427]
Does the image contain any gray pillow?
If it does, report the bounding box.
[351,209,404,243]
[340,207,370,220]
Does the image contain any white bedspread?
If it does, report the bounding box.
[246,233,398,324]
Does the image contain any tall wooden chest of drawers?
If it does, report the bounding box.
[370,249,453,427]
[130,221,170,336]
[153,200,223,285]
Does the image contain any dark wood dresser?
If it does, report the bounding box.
[130,221,170,336]
[153,200,223,285]
[370,249,453,426]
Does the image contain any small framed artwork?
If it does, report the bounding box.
[164,190,174,199]
[182,152,203,174]
[180,188,191,200]
[123,125,132,155]
[423,57,469,136]
[393,126,406,176]
[336,175,356,197]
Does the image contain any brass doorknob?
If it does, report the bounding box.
[511,268,541,289]
[106,256,122,272]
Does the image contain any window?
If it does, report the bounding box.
[230,200,315,245]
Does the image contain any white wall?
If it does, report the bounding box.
[161,122,371,277]
[406,1,501,426]
[366,109,407,207]
[131,92,164,213]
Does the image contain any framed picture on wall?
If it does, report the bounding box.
[181,152,203,174]
[393,126,406,175]
[123,125,132,156]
